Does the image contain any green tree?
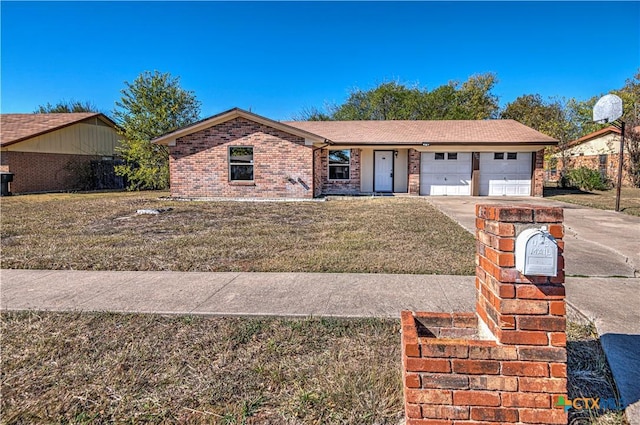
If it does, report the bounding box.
[624,116,640,187]
[419,84,460,119]
[332,81,424,120]
[297,73,500,121]
[620,70,640,187]
[34,99,99,113]
[455,73,500,119]
[564,69,640,187]
[567,97,601,136]
[113,71,201,190]
[615,69,640,124]
[501,94,579,141]
[501,95,581,175]
[570,69,640,136]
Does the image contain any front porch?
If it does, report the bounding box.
[315,147,545,197]
[315,147,416,196]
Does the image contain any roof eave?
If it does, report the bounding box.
[566,126,620,148]
[0,113,115,147]
[326,140,558,146]
[152,107,327,146]
[426,140,558,146]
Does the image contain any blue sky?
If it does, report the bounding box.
[1,1,639,120]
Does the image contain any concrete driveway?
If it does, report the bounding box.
[426,196,640,278]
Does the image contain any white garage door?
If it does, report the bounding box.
[479,152,531,196]
[420,152,471,195]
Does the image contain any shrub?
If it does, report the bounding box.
[564,166,611,191]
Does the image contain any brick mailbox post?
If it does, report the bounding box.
[401,204,567,424]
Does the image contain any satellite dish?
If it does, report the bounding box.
[593,94,623,124]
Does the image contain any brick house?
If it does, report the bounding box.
[552,126,638,186]
[152,108,558,199]
[0,113,122,193]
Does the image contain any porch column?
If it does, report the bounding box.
[409,149,420,195]
[533,149,545,197]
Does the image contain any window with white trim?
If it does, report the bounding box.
[329,149,350,180]
[229,146,254,181]
[494,152,518,160]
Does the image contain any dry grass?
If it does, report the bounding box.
[545,186,640,216]
[0,192,475,275]
[1,311,631,425]
[567,321,629,425]
[1,311,402,425]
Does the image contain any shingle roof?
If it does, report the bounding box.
[282,119,558,145]
[151,107,559,146]
[0,113,113,147]
[568,127,616,148]
[565,125,640,149]
[152,108,328,146]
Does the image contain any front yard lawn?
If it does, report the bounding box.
[0,192,475,275]
[1,312,627,425]
[0,312,403,425]
[545,186,640,216]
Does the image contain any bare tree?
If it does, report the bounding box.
[35,99,99,113]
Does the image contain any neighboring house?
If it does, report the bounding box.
[553,126,637,186]
[153,108,558,199]
[0,113,122,193]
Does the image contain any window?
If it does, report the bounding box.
[599,154,608,179]
[434,153,445,160]
[329,149,350,180]
[229,146,254,181]
[507,152,518,160]
[494,153,504,160]
[599,154,607,167]
[447,153,458,160]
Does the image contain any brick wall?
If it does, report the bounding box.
[169,117,314,198]
[532,149,545,197]
[1,151,99,193]
[0,152,9,173]
[557,154,634,186]
[315,148,361,195]
[605,153,634,185]
[408,149,421,195]
[402,204,567,424]
[313,148,324,197]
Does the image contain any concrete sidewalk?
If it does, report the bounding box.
[0,269,476,317]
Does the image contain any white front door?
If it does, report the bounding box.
[420,152,472,195]
[374,150,394,192]
[479,152,532,196]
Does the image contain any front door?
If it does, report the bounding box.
[374,150,394,192]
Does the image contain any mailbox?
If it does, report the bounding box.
[515,226,558,277]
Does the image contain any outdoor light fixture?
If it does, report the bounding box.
[394,150,399,158]
[422,143,430,147]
